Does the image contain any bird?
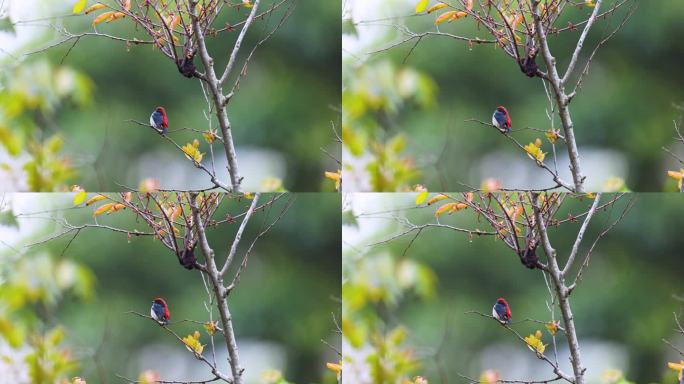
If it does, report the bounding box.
[150,297,170,325]
[492,106,512,133]
[492,297,512,325]
[149,106,168,135]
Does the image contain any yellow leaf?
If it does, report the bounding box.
[427,194,448,205]
[415,0,429,13]
[326,362,342,379]
[86,194,107,206]
[203,321,218,336]
[414,184,428,204]
[242,0,254,8]
[585,0,596,7]
[545,321,559,336]
[667,170,683,180]
[202,130,217,144]
[667,169,684,191]
[668,361,683,381]
[72,186,87,205]
[84,3,106,14]
[92,11,115,26]
[73,0,88,14]
[524,330,546,354]
[427,3,448,13]
[524,141,546,164]
[325,170,342,191]
[545,129,559,144]
[93,203,115,216]
[182,142,204,165]
[182,331,205,355]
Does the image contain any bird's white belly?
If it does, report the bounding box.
[491,114,499,128]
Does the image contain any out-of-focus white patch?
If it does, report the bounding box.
[134,339,286,382]
[131,147,286,192]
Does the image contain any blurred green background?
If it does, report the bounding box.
[0,0,341,191]
[343,193,684,383]
[0,192,341,383]
[342,0,684,192]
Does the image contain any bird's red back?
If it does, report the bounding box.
[157,107,168,128]
[497,106,511,127]
[154,297,170,319]
[497,297,511,317]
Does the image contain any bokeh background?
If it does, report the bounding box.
[0,192,341,383]
[343,192,684,383]
[0,0,341,192]
[343,0,684,192]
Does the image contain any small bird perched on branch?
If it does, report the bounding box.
[150,297,170,325]
[149,106,168,135]
[492,297,512,325]
[492,106,512,133]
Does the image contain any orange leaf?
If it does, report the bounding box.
[170,205,182,222]
[170,13,181,30]
[427,3,448,13]
[123,0,131,11]
[84,3,106,14]
[93,203,114,216]
[427,194,448,205]
[107,12,125,22]
[86,194,107,206]
[435,11,457,24]
[92,11,115,26]
[108,203,126,213]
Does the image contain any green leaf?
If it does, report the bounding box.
[0,17,15,35]
[0,210,18,229]
[73,0,88,14]
[342,18,357,36]
[342,209,358,228]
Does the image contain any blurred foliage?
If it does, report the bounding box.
[0,192,340,383]
[343,1,684,191]
[343,193,684,383]
[343,60,435,191]
[0,205,95,382]
[0,60,93,190]
[343,251,435,383]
